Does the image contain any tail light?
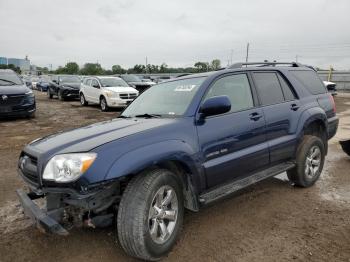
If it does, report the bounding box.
[329,93,336,113]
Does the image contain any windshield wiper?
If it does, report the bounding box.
[0,79,17,85]
[134,113,161,118]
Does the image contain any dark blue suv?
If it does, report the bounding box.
[17,62,338,261]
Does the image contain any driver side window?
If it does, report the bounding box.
[204,74,254,113]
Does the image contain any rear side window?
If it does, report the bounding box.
[277,74,296,101]
[252,72,284,105]
[291,70,326,94]
[204,74,254,113]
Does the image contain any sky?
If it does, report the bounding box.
[0,0,350,70]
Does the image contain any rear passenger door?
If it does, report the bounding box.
[84,79,93,101]
[251,71,301,164]
[197,73,269,188]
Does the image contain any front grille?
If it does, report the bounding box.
[19,153,39,186]
[119,93,138,100]
[0,94,25,107]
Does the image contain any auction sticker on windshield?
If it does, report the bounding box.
[174,85,197,92]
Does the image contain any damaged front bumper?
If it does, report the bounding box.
[17,180,120,235]
[16,189,68,235]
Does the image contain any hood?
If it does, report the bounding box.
[0,84,30,95]
[104,86,138,93]
[27,118,176,155]
[61,82,81,89]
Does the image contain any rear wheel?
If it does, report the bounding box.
[117,169,184,261]
[100,96,108,111]
[287,135,325,187]
[80,93,88,106]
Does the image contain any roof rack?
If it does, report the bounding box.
[227,62,303,69]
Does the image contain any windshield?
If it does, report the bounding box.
[121,75,141,82]
[100,78,129,87]
[0,72,23,86]
[122,77,206,117]
[59,76,81,83]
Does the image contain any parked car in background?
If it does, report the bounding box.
[323,81,337,95]
[154,75,172,83]
[22,76,33,89]
[16,62,338,260]
[0,69,35,118]
[80,76,138,111]
[141,77,156,85]
[36,78,50,92]
[31,77,39,89]
[119,74,153,93]
[47,75,81,100]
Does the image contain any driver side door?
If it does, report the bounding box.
[196,73,269,188]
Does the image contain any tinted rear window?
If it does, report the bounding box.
[253,72,284,105]
[291,70,326,94]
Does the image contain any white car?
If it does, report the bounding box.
[80,76,139,111]
[31,77,39,89]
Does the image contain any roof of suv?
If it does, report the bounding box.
[176,62,314,80]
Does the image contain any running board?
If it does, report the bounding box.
[199,162,295,205]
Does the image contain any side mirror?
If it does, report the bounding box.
[52,80,58,83]
[92,84,100,89]
[200,95,231,117]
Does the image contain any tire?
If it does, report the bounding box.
[100,96,109,111]
[47,89,53,99]
[80,93,88,106]
[58,90,65,101]
[117,169,184,261]
[287,135,325,187]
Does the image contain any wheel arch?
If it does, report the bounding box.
[104,140,202,211]
[296,107,328,154]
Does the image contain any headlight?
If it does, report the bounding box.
[104,91,115,97]
[25,90,34,97]
[43,153,97,183]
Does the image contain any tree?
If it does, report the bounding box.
[194,62,209,72]
[112,65,126,74]
[160,63,168,73]
[132,64,146,74]
[210,59,221,70]
[80,63,104,75]
[2,64,21,74]
[65,62,79,74]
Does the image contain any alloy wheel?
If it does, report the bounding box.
[148,185,178,244]
[305,145,321,179]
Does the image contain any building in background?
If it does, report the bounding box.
[7,56,30,73]
[0,57,7,65]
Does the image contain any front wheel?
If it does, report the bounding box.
[58,90,65,101]
[287,135,325,187]
[80,93,88,106]
[117,169,184,261]
[47,88,53,99]
[100,97,109,111]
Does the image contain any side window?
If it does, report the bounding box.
[204,74,254,113]
[253,72,284,105]
[91,79,99,87]
[277,74,296,101]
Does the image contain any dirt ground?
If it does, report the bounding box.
[0,91,349,262]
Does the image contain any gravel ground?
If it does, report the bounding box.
[0,91,349,262]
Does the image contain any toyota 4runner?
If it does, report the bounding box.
[17,62,338,261]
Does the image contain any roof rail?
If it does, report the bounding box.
[227,62,303,69]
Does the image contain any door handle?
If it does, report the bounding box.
[290,103,300,111]
[249,112,262,121]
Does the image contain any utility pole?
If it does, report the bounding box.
[145,56,148,74]
[245,43,250,65]
[230,49,233,65]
